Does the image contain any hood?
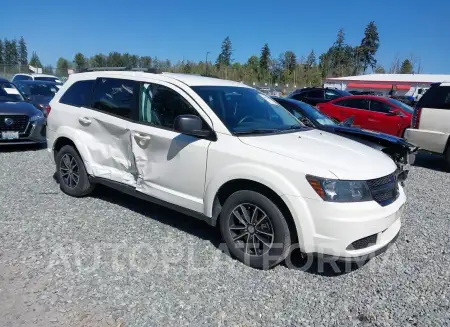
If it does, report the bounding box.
[0,101,40,116]
[238,129,397,180]
[330,125,417,153]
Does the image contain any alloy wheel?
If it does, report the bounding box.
[228,203,274,256]
[60,153,80,188]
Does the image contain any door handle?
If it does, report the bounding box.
[133,132,151,144]
[78,117,91,125]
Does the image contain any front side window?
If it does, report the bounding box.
[0,82,24,102]
[370,100,392,113]
[193,86,303,134]
[60,80,95,107]
[140,83,199,129]
[92,78,138,119]
[387,98,414,113]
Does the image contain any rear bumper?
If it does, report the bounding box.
[405,128,448,154]
[0,120,46,145]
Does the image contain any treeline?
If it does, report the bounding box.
[4,22,422,86]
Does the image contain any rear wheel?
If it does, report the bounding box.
[55,145,95,197]
[219,190,291,269]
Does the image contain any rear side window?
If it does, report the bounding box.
[35,77,59,83]
[418,86,450,110]
[324,90,341,100]
[92,78,138,119]
[336,98,369,110]
[60,80,95,107]
[13,75,32,81]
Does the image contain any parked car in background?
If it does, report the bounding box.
[273,97,417,184]
[317,95,413,137]
[47,69,405,269]
[288,87,352,106]
[349,90,383,96]
[12,73,62,85]
[14,80,59,116]
[257,87,282,97]
[405,82,450,166]
[0,77,46,145]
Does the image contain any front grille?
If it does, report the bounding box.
[367,173,399,206]
[0,115,30,133]
[347,234,378,250]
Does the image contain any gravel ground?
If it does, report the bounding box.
[0,146,449,327]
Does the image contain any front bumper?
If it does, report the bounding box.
[283,185,406,258]
[0,119,46,145]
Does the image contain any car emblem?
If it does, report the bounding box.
[4,118,14,126]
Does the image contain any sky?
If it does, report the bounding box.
[1,0,449,74]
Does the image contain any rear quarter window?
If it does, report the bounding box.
[417,86,450,110]
[59,80,95,107]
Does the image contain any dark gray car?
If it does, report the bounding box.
[14,80,59,117]
[0,77,46,145]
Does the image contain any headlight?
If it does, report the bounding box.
[30,112,44,122]
[306,175,372,202]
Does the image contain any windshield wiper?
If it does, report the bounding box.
[234,129,279,135]
[278,125,307,131]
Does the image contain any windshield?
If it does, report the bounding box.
[339,90,353,96]
[297,101,337,126]
[35,76,60,83]
[0,82,24,102]
[388,98,414,113]
[192,86,303,134]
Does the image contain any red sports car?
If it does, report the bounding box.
[316,95,413,137]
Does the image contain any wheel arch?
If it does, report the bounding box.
[210,178,299,243]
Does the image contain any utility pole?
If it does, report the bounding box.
[205,52,210,76]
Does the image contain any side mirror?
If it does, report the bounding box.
[174,115,214,139]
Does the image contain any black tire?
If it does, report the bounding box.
[55,145,95,197]
[219,190,291,269]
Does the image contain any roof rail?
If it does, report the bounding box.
[79,67,162,74]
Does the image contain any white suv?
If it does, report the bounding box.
[405,82,450,165]
[47,70,406,269]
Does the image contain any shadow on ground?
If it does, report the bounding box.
[0,143,46,152]
[413,151,448,172]
[83,184,367,276]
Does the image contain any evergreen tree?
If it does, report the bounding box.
[259,43,271,71]
[359,21,380,72]
[90,53,107,67]
[216,36,233,67]
[18,36,28,65]
[29,51,42,68]
[57,57,70,76]
[374,65,386,74]
[74,53,87,71]
[0,40,3,64]
[305,50,316,69]
[282,51,297,73]
[399,59,413,74]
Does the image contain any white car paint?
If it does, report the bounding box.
[405,82,450,154]
[47,71,405,259]
[12,73,62,84]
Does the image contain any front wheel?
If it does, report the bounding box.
[219,190,291,269]
[55,145,95,197]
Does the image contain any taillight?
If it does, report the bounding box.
[412,107,422,129]
[45,105,51,116]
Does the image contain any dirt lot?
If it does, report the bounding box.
[0,146,449,326]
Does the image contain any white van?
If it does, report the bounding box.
[405,82,450,164]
